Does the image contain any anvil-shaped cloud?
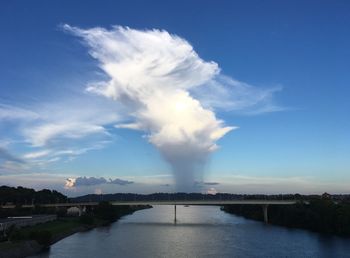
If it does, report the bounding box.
[63,25,281,191]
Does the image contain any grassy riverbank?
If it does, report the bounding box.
[0,218,88,258]
[0,203,151,258]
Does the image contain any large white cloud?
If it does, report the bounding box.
[64,25,237,191]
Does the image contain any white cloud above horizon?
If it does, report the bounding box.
[61,24,284,191]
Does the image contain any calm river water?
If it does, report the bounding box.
[32,205,350,258]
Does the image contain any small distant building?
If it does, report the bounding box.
[67,206,84,216]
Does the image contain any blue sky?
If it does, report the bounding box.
[0,0,349,196]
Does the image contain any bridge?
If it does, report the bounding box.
[1,200,299,223]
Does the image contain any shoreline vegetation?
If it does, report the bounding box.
[2,186,350,257]
[222,198,350,237]
[0,202,151,258]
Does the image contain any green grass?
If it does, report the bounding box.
[19,217,109,238]
[0,218,106,251]
[19,218,83,239]
[0,241,21,250]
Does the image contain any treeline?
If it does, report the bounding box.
[0,185,67,205]
[72,192,246,202]
[72,192,350,203]
[71,193,302,202]
[223,200,350,236]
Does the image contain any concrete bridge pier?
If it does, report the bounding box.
[78,206,82,216]
[77,206,86,216]
[262,204,269,223]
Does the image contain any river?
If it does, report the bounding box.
[32,205,350,258]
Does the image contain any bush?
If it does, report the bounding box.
[79,214,95,225]
[29,230,52,246]
[8,227,24,242]
[95,202,117,222]
[56,208,67,218]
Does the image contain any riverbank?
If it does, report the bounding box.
[0,205,151,258]
[222,199,350,237]
[0,218,92,258]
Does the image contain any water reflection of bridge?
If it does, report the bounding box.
[1,200,300,223]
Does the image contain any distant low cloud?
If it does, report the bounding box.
[75,177,106,186]
[195,181,220,186]
[65,176,134,188]
[203,182,220,186]
[108,178,134,185]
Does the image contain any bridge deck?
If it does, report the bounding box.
[110,200,297,206]
[1,200,298,208]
